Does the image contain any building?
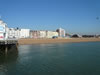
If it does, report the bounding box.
[0,19,8,40]
[8,28,30,39]
[39,31,47,38]
[19,29,30,38]
[30,30,40,39]
[0,19,65,39]
[30,30,58,39]
[30,30,47,39]
[46,31,58,38]
[8,28,20,39]
[56,28,65,37]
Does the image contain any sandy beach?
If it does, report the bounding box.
[18,38,100,45]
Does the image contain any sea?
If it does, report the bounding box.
[0,42,100,75]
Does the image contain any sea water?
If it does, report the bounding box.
[0,42,100,75]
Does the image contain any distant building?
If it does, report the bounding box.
[0,19,66,39]
[71,34,79,38]
[8,28,20,39]
[39,31,47,38]
[30,30,58,39]
[56,28,65,37]
[30,30,40,39]
[98,35,100,38]
[46,31,58,38]
[8,28,30,39]
[82,35,95,38]
[19,29,30,38]
[94,34,100,38]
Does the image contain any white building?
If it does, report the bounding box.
[0,19,8,40]
[30,30,58,39]
[8,28,20,39]
[39,31,47,38]
[56,28,65,37]
[8,28,30,39]
[30,30,40,39]
[19,29,30,38]
[46,31,58,38]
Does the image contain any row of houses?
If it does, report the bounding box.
[0,19,65,40]
[30,30,59,38]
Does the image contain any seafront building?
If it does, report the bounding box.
[46,31,58,38]
[19,29,30,38]
[30,30,59,39]
[0,19,31,39]
[56,28,65,37]
[39,31,47,38]
[30,30,47,39]
[0,19,65,39]
[0,19,8,40]
[30,30,40,38]
[8,28,30,39]
[8,28,20,39]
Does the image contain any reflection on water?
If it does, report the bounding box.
[0,45,18,75]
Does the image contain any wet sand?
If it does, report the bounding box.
[18,38,100,45]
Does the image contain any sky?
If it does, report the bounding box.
[0,0,100,35]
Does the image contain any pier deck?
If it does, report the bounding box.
[0,39,18,45]
[0,39,18,54]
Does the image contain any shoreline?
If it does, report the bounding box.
[18,38,100,45]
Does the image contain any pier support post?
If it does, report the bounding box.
[16,43,18,50]
[5,45,8,55]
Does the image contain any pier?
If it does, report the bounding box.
[0,39,18,55]
[0,39,18,45]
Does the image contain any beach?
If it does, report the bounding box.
[18,38,100,45]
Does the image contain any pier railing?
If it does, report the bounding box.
[0,39,18,45]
